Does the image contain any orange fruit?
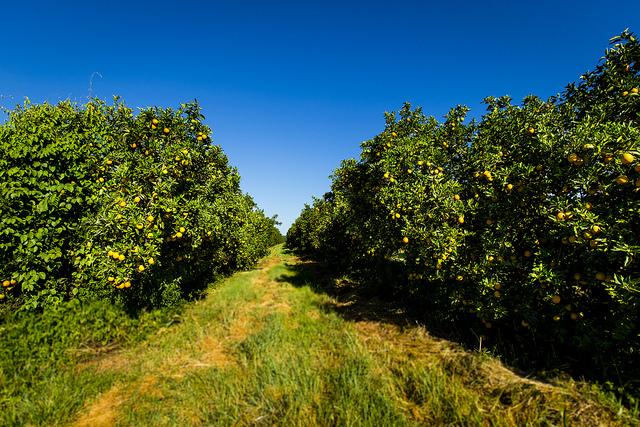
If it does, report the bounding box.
[523,250,532,258]
[118,254,125,261]
[632,87,639,94]
[457,215,465,224]
[622,91,629,96]
[138,265,145,272]
[152,118,159,125]
[622,152,635,165]
[2,280,9,287]
[456,275,464,281]
[402,237,409,244]
[552,295,561,304]
[556,212,566,221]
[136,223,144,229]
[148,258,155,265]
[527,127,535,134]
[176,232,183,238]
[567,153,578,163]
[163,127,170,134]
[595,272,606,281]
[505,183,513,191]
[391,131,397,137]
[616,175,630,185]
[453,194,460,201]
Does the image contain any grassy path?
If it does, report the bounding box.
[65,246,634,426]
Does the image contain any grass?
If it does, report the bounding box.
[1,245,637,426]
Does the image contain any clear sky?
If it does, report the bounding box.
[1,1,639,232]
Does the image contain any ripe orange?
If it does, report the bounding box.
[119,201,127,208]
[595,272,606,281]
[138,265,145,272]
[456,275,464,281]
[152,118,159,125]
[2,280,9,287]
[616,175,629,185]
[148,258,155,265]
[621,152,635,165]
[107,276,115,282]
[176,232,183,238]
[402,237,409,244]
[591,225,600,233]
[567,153,578,163]
[632,87,639,94]
[556,212,566,221]
[134,196,141,203]
[394,213,401,219]
[527,127,535,134]
[136,223,144,230]
[494,291,501,298]
[523,250,532,258]
[118,254,125,261]
[602,153,614,163]
[584,202,592,210]
[505,183,513,191]
[453,194,460,201]
[391,132,397,137]
[622,91,629,96]
[163,127,170,134]
[147,215,154,222]
[552,295,561,304]
[457,215,464,224]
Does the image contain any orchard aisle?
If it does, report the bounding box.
[69,246,632,426]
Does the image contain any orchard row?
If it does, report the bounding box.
[287,31,640,378]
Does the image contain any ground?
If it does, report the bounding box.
[63,246,635,426]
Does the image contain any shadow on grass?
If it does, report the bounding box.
[274,250,640,404]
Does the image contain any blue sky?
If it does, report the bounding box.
[1,1,639,232]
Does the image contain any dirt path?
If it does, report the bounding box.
[68,247,634,426]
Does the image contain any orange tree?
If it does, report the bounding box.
[0,99,277,311]
[287,31,640,382]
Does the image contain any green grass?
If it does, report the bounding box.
[1,245,637,426]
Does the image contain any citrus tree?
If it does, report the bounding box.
[0,99,277,311]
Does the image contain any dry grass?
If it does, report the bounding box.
[66,246,636,426]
